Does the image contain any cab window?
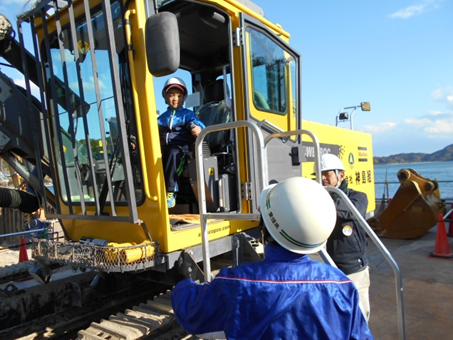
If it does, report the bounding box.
[248,28,289,115]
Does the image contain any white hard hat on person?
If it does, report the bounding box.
[259,177,336,254]
[162,77,188,102]
[320,154,345,172]
[312,154,345,188]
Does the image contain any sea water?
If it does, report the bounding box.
[374,161,453,199]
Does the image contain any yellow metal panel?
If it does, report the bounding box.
[164,219,259,253]
[301,120,376,212]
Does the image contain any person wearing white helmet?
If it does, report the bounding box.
[158,77,205,208]
[171,177,373,339]
[316,153,371,322]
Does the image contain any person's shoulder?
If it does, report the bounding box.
[348,188,367,199]
[179,107,196,114]
[159,107,171,117]
[310,260,351,281]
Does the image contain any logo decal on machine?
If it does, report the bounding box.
[358,146,368,162]
[348,153,355,166]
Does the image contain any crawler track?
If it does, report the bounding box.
[0,251,246,340]
[0,261,179,339]
[74,258,239,339]
[77,291,198,340]
[0,259,235,339]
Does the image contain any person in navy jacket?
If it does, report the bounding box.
[315,153,370,322]
[171,177,373,339]
[158,77,205,208]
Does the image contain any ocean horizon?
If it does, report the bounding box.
[374,160,453,200]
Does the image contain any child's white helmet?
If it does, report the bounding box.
[259,177,336,254]
[162,77,188,102]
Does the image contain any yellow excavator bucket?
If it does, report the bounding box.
[368,169,445,239]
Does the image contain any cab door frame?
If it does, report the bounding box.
[238,13,302,212]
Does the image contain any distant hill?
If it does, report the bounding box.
[374,144,453,164]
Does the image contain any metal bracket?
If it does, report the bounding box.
[241,181,253,201]
[233,27,243,47]
[175,251,205,283]
[232,233,263,267]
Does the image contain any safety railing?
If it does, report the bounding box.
[325,186,406,340]
[195,122,406,339]
[195,121,266,281]
[262,126,406,339]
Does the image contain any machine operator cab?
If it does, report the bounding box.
[147,0,302,216]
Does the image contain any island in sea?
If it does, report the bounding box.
[374,144,453,164]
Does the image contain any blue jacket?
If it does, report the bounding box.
[171,244,373,340]
[158,107,205,147]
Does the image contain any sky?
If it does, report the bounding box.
[0,0,452,157]
[254,0,453,157]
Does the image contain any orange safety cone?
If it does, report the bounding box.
[19,237,29,262]
[429,214,453,259]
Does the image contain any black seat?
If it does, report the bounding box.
[196,80,231,153]
[204,79,225,103]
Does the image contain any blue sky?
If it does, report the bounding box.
[254,0,453,156]
[1,0,452,156]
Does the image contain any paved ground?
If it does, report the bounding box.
[367,222,453,339]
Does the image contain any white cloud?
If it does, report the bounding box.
[404,117,431,127]
[425,119,453,134]
[432,86,453,108]
[362,109,453,139]
[389,0,438,19]
[404,112,453,134]
[432,88,444,100]
[361,122,396,133]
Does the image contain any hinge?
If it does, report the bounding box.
[241,181,253,201]
[233,27,243,47]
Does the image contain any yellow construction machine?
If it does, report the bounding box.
[0,0,374,281]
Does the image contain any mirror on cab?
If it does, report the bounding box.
[361,102,371,111]
[145,12,180,76]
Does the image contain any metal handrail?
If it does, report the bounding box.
[195,123,406,338]
[263,128,322,185]
[0,229,46,239]
[266,128,406,338]
[325,186,406,340]
[195,121,266,282]
[263,128,338,267]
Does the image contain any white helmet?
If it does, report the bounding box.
[320,154,344,172]
[312,153,344,175]
[259,177,336,254]
[162,77,188,102]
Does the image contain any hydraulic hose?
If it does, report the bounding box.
[0,188,40,213]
